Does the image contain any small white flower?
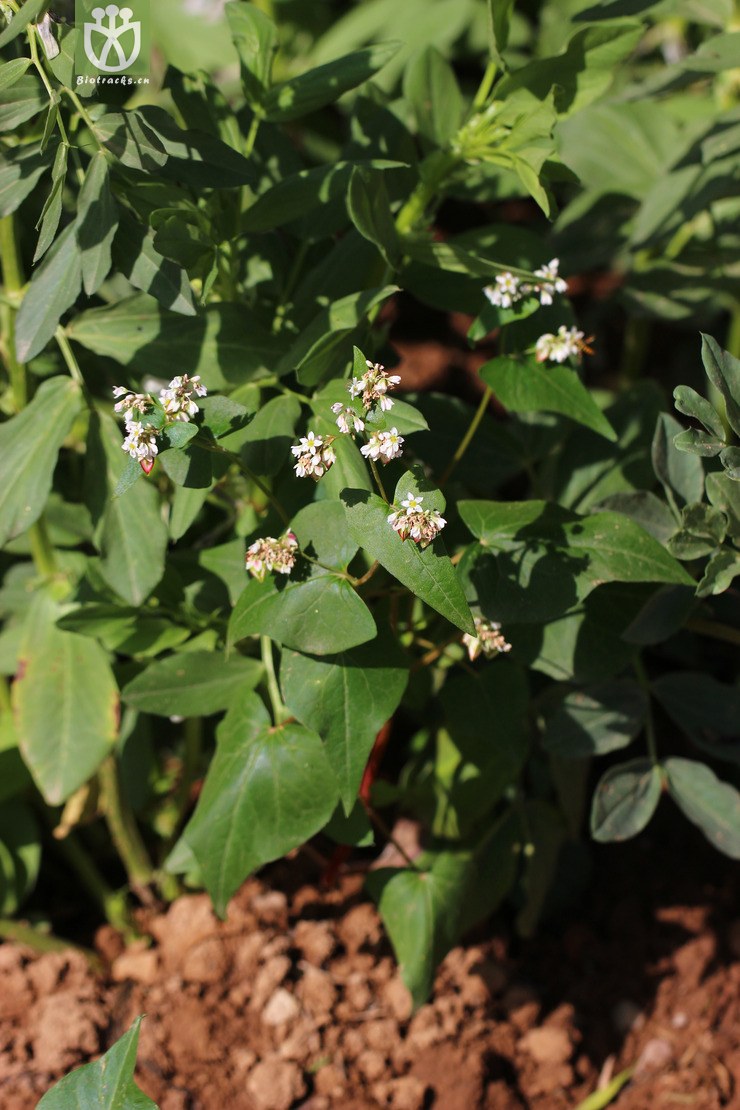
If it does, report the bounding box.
[245,532,299,581]
[401,492,423,513]
[349,362,401,412]
[484,271,521,309]
[292,439,336,480]
[121,420,159,470]
[331,403,364,435]
[379,428,404,461]
[291,431,323,458]
[535,325,586,364]
[528,258,568,306]
[463,617,512,661]
[157,373,207,423]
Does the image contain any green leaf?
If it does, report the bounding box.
[33,141,67,263]
[113,210,195,316]
[0,709,32,802]
[0,75,45,130]
[0,58,32,90]
[226,1,277,107]
[231,502,377,655]
[93,107,256,188]
[590,758,663,843]
[665,757,740,859]
[480,357,616,441]
[347,165,400,266]
[496,20,644,117]
[543,679,648,758]
[342,489,475,635]
[0,0,48,49]
[652,413,705,516]
[673,385,725,440]
[666,501,727,560]
[58,606,190,658]
[696,548,740,597]
[15,220,81,362]
[458,501,693,623]
[673,428,724,457]
[0,142,54,217]
[439,660,530,829]
[701,333,740,437]
[278,284,399,385]
[199,538,247,605]
[242,159,406,233]
[0,800,40,916]
[122,650,262,718]
[367,851,474,1008]
[184,689,339,915]
[652,672,740,761]
[403,46,463,146]
[264,42,400,122]
[76,152,119,296]
[281,632,408,811]
[67,293,275,389]
[13,624,118,805]
[720,446,740,479]
[37,1016,158,1109]
[489,0,515,54]
[241,395,300,477]
[0,376,81,547]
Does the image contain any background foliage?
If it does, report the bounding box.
[0,0,739,1026]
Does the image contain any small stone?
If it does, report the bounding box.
[246,1056,306,1110]
[297,967,336,1019]
[263,988,300,1027]
[294,920,336,966]
[314,1063,346,1098]
[344,972,372,1012]
[671,1011,689,1029]
[382,976,413,1023]
[251,890,289,927]
[357,1049,386,1082]
[634,1037,673,1078]
[519,1026,572,1067]
[251,956,292,1011]
[111,948,159,985]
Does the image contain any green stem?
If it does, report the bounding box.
[54,326,86,387]
[471,59,497,113]
[261,635,289,724]
[62,86,107,154]
[243,111,262,158]
[0,213,26,409]
[28,515,58,578]
[440,385,492,486]
[0,918,102,968]
[98,756,154,889]
[368,457,389,502]
[395,150,460,236]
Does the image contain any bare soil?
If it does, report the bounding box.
[0,819,738,1110]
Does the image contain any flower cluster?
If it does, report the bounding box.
[330,404,365,435]
[291,432,337,480]
[348,361,402,413]
[114,374,208,473]
[462,618,512,662]
[483,258,568,310]
[535,325,587,364]
[360,428,404,464]
[160,374,207,422]
[387,493,446,549]
[245,532,299,582]
[113,386,159,472]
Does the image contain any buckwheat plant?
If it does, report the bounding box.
[1,0,738,1025]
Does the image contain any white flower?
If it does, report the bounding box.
[245,532,299,582]
[528,258,567,306]
[400,493,422,513]
[293,440,336,480]
[348,362,401,412]
[360,429,404,464]
[388,495,446,548]
[535,325,586,364]
[121,421,159,471]
[331,402,364,435]
[158,374,207,423]
[484,271,521,309]
[463,617,512,661]
[291,430,323,458]
[113,387,154,427]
